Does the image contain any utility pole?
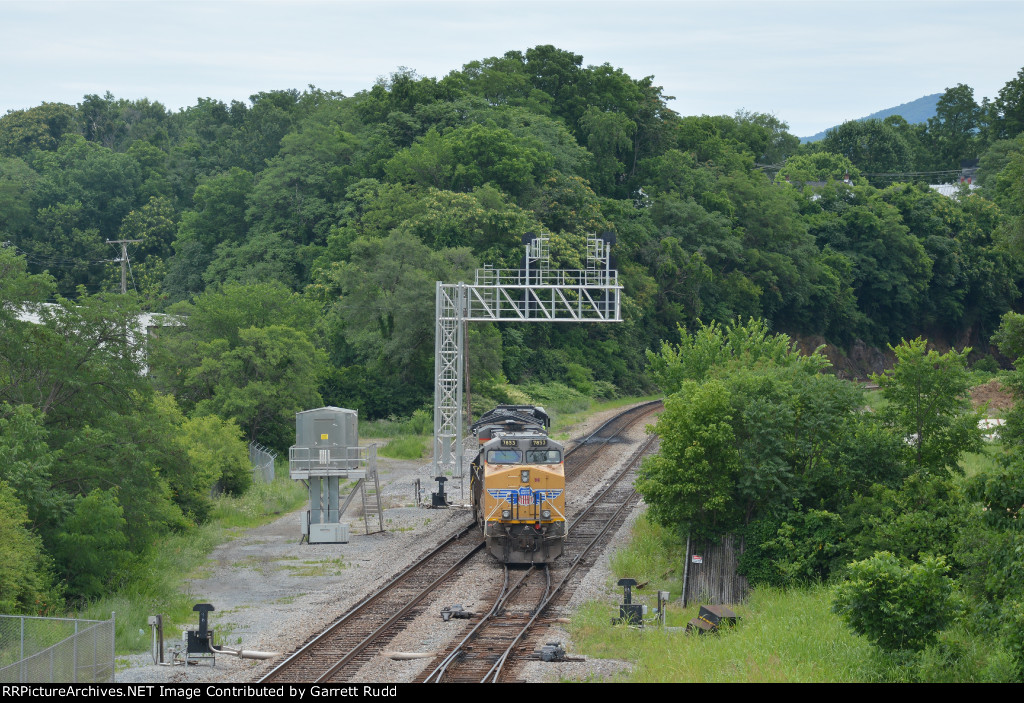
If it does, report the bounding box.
[105,239,142,293]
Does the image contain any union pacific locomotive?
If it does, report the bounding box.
[470,406,566,564]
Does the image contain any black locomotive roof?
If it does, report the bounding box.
[471,405,551,436]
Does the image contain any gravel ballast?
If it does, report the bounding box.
[116,403,657,684]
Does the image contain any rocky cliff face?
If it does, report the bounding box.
[793,330,1000,381]
[793,335,895,380]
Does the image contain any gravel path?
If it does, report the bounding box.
[116,403,656,684]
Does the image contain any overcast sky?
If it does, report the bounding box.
[3,0,1022,137]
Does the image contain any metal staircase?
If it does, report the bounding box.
[360,463,384,534]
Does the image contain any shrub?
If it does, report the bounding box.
[523,381,590,415]
[971,355,1000,373]
[565,362,595,395]
[833,551,962,652]
[917,626,1019,682]
[740,507,849,587]
[182,414,252,498]
[379,436,428,460]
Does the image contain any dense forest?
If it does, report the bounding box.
[3,46,1024,635]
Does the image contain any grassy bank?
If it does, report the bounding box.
[76,462,307,654]
[548,394,661,440]
[568,513,898,682]
[364,390,662,457]
[570,588,884,682]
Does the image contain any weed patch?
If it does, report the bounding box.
[378,435,429,460]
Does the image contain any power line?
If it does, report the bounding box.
[8,244,110,267]
[127,255,139,294]
[106,239,142,294]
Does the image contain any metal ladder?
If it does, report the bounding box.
[360,469,384,534]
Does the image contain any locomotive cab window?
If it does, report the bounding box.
[525,449,561,464]
[487,449,522,464]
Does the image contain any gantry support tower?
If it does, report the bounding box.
[433,232,621,483]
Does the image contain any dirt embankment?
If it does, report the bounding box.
[971,379,1015,412]
[793,334,1008,381]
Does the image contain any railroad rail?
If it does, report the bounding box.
[563,399,660,480]
[258,400,662,684]
[417,431,658,683]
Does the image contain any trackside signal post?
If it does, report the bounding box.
[433,233,622,488]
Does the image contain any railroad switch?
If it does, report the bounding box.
[441,604,475,621]
[613,578,645,627]
[185,603,216,666]
[431,476,449,508]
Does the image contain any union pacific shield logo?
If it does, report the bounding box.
[517,487,534,506]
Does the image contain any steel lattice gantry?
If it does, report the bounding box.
[433,233,622,482]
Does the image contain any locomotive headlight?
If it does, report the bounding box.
[541,510,551,519]
[520,470,530,483]
[501,510,511,519]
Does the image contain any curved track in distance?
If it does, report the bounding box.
[258,400,662,683]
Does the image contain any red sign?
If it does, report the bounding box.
[691,555,703,564]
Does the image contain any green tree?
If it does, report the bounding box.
[873,338,982,474]
[0,102,79,157]
[149,394,251,521]
[927,83,981,168]
[640,320,863,537]
[0,403,64,531]
[989,66,1024,141]
[821,119,914,182]
[776,152,863,185]
[385,123,553,198]
[189,324,326,448]
[183,414,252,496]
[805,186,932,341]
[1,248,187,553]
[315,230,476,415]
[637,379,742,537]
[0,157,39,241]
[153,282,325,447]
[992,311,1024,363]
[0,481,61,614]
[175,167,254,251]
[52,489,130,601]
[578,106,636,194]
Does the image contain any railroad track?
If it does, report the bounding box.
[419,564,551,683]
[258,400,662,684]
[563,399,660,480]
[417,431,658,683]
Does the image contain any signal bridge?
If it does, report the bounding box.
[433,232,622,485]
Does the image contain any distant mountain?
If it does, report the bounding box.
[800,93,942,143]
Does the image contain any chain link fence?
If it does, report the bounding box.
[249,441,277,484]
[0,614,114,683]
